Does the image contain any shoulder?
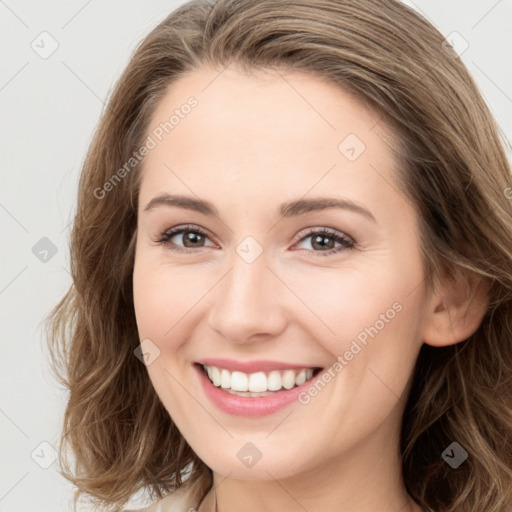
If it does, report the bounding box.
[123,479,213,512]
[123,486,195,512]
[123,487,193,512]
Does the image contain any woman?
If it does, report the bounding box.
[46,0,512,511]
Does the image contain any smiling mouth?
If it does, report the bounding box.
[197,363,323,397]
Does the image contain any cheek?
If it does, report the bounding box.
[285,263,410,348]
[288,260,426,400]
[132,257,201,412]
[133,248,424,359]
[132,254,209,341]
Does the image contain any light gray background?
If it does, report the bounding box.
[1,1,511,511]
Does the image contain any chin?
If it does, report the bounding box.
[195,441,312,481]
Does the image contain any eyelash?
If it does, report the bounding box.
[155,224,356,257]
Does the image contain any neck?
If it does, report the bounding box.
[209,404,422,512]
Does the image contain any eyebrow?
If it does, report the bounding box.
[143,193,376,222]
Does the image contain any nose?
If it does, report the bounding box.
[207,249,288,344]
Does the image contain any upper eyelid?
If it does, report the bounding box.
[295,226,351,240]
[163,224,346,237]
[168,224,215,239]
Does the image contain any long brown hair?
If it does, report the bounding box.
[45,0,512,510]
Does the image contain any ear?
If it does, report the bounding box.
[422,272,490,347]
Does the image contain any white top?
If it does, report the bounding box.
[124,480,215,512]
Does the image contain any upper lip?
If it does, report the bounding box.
[196,358,322,374]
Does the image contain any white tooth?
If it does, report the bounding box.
[231,371,249,391]
[220,369,231,389]
[295,369,306,386]
[282,370,296,389]
[211,366,314,392]
[248,372,268,392]
[211,366,221,386]
[267,370,283,391]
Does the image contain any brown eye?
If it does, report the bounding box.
[176,230,207,248]
[294,228,355,257]
[156,225,215,253]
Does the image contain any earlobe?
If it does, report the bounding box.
[422,274,490,348]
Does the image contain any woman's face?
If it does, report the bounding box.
[133,65,432,480]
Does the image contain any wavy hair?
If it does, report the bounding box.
[45,0,512,510]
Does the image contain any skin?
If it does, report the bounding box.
[132,64,487,512]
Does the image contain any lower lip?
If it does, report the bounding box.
[194,364,318,417]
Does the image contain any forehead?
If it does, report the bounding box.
[145,65,388,152]
[138,65,408,225]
